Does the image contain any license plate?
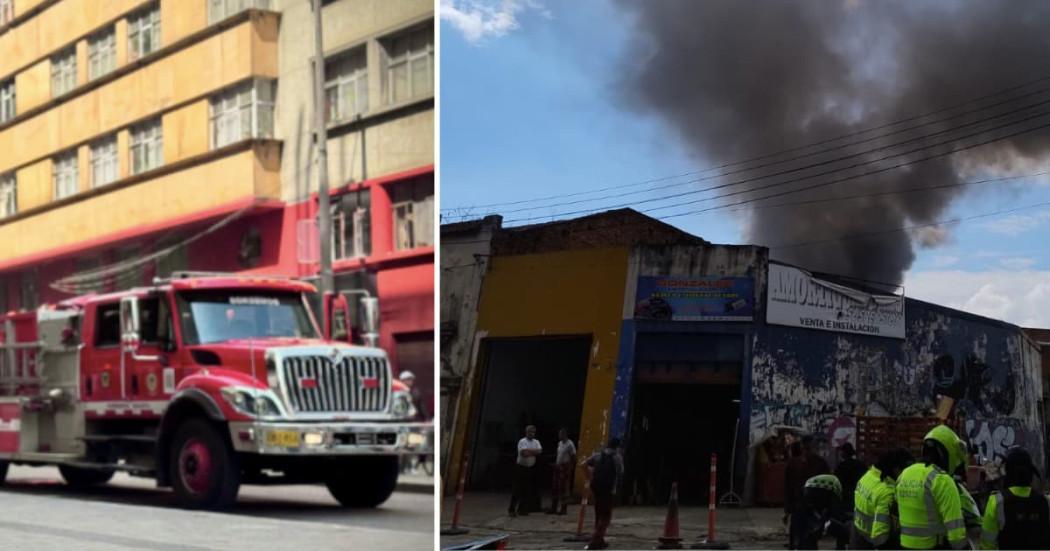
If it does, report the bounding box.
[356,433,375,445]
[266,430,300,448]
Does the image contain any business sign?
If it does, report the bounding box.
[766,263,905,339]
[634,276,754,321]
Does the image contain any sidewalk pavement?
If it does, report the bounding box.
[397,472,434,495]
[440,492,790,550]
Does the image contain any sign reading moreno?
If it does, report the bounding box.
[766,263,905,339]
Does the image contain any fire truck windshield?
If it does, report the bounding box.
[176,290,319,345]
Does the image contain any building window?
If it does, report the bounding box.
[391,175,433,251]
[130,118,163,174]
[91,135,118,187]
[51,47,77,98]
[53,150,79,200]
[209,79,275,148]
[0,173,15,218]
[382,24,433,105]
[0,0,12,26]
[332,189,371,260]
[21,269,38,310]
[208,0,270,23]
[88,27,117,81]
[128,4,161,61]
[325,47,368,123]
[0,79,14,123]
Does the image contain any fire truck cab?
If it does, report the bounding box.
[0,273,433,509]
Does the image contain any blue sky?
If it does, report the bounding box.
[440,0,1050,327]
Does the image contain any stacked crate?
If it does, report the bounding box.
[855,416,963,464]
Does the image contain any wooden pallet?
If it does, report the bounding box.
[855,416,962,463]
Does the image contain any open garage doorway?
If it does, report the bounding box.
[468,336,591,492]
[624,332,744,505]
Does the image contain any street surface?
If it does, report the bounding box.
[441,493,788,550]
[0,465,433,550]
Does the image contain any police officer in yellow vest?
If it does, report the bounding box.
[979,447,1050,550]
[853,447,914,549]
[895,425,968,550]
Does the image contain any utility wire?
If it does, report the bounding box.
[442,72,1050,213]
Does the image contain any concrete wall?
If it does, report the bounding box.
[750,299,1046,471]
[274,0,433,202]
[439,216,500,473]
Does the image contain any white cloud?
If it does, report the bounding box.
[441,0,550,44]
[999,257,1037,270]
[905,270,1050,327]
[980,210,1050,236]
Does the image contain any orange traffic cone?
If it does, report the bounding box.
[657,482,683,549]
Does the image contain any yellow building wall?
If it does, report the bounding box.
[0,0,146,81]
[0,147,280,263]
[12,0,47,19]
[14,59,50,114]
[448,247,630,495]
[162,100,210,164]
[0,18,277,174]
[162,0,208,48]
[15,159,52,211]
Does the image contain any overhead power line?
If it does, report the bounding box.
[442,71,1050,214]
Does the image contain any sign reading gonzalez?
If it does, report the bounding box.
[634,276,754,321]
[766,263,905,339]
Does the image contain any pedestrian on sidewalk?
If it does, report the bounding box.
[547,428,576,515]
[585,437,624,551]
[979,447,1050,550]
[834,442,866,513]
[509,425,542,517]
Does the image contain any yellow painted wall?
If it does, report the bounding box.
[0,18,276,174]
[76,144,90,193]
[75,39,88,88]
[448,247,630,495]
[15,159,52,211]
[13,0,47,19]
[14,59,50,114]
[0,0,146,81]
[162,100,209,163]
[161,0,207,48]
[0,146,280,263]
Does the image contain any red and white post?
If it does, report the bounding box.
[441,457,470,536]
[564,479,591,542]
[692,452,730,549]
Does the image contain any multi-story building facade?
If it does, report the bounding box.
[0,0,434,409]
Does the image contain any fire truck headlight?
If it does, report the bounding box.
[391,390,417,419]
[221,387,283,418]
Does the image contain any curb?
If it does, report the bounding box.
[396,481,435,495]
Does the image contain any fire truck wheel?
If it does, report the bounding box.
[170,419,241,510]
[58,465,115,486]
[325,456,399,508]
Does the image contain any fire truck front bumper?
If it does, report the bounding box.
[227,420,434,456]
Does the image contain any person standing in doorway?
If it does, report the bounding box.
[585,437,624,551]
[547,428,576,515]
[509,425,542,517]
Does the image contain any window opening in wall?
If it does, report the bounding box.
[207,0,271,24]
[91,135,118,187]
[51,47,77,97]
[128,4,161,61]
[391,175,434,251]
[325,46,368,123]
[0,79,14,123]
[210,79,275,148]
[88,27,117,80]
[0,173,15,218]
[0,0,13,27]
[382,23,433,105]
[130,118,163,174]
[53,150,79,200]
[332,188,371,260]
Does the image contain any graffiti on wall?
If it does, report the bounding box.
[750,300,1044,468]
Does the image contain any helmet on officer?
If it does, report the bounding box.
[922,424,965,473]
[805,474,843,499]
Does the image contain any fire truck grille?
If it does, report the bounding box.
[281,355,390,413]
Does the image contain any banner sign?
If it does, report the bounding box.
[634,276,754,321]
[766,263,905,339]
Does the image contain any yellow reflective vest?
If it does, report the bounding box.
[896,462,967,549]
[855,467,897,547]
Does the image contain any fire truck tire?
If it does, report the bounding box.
[170,419,241,510]
[325,456,399,508]
[58,465,115,486]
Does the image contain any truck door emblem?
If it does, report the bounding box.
[299,377,318,389]
[100,371,111,388]
[146,373,158,394]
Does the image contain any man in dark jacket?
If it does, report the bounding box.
[834,442,866,512]
[585,438,624,551]
[786,436,830,549]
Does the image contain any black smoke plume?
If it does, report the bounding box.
[616,0,1050,284]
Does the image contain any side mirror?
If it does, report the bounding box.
[119,296,141,353]
[360,296,379,347]
[324,292,351,342]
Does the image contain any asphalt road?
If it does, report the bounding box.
[0,465,434,550]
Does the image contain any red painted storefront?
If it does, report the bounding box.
[0,165,435,416]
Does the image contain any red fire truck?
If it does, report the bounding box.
[0,273,433,509]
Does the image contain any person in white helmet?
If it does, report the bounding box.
[398,370,428,421]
